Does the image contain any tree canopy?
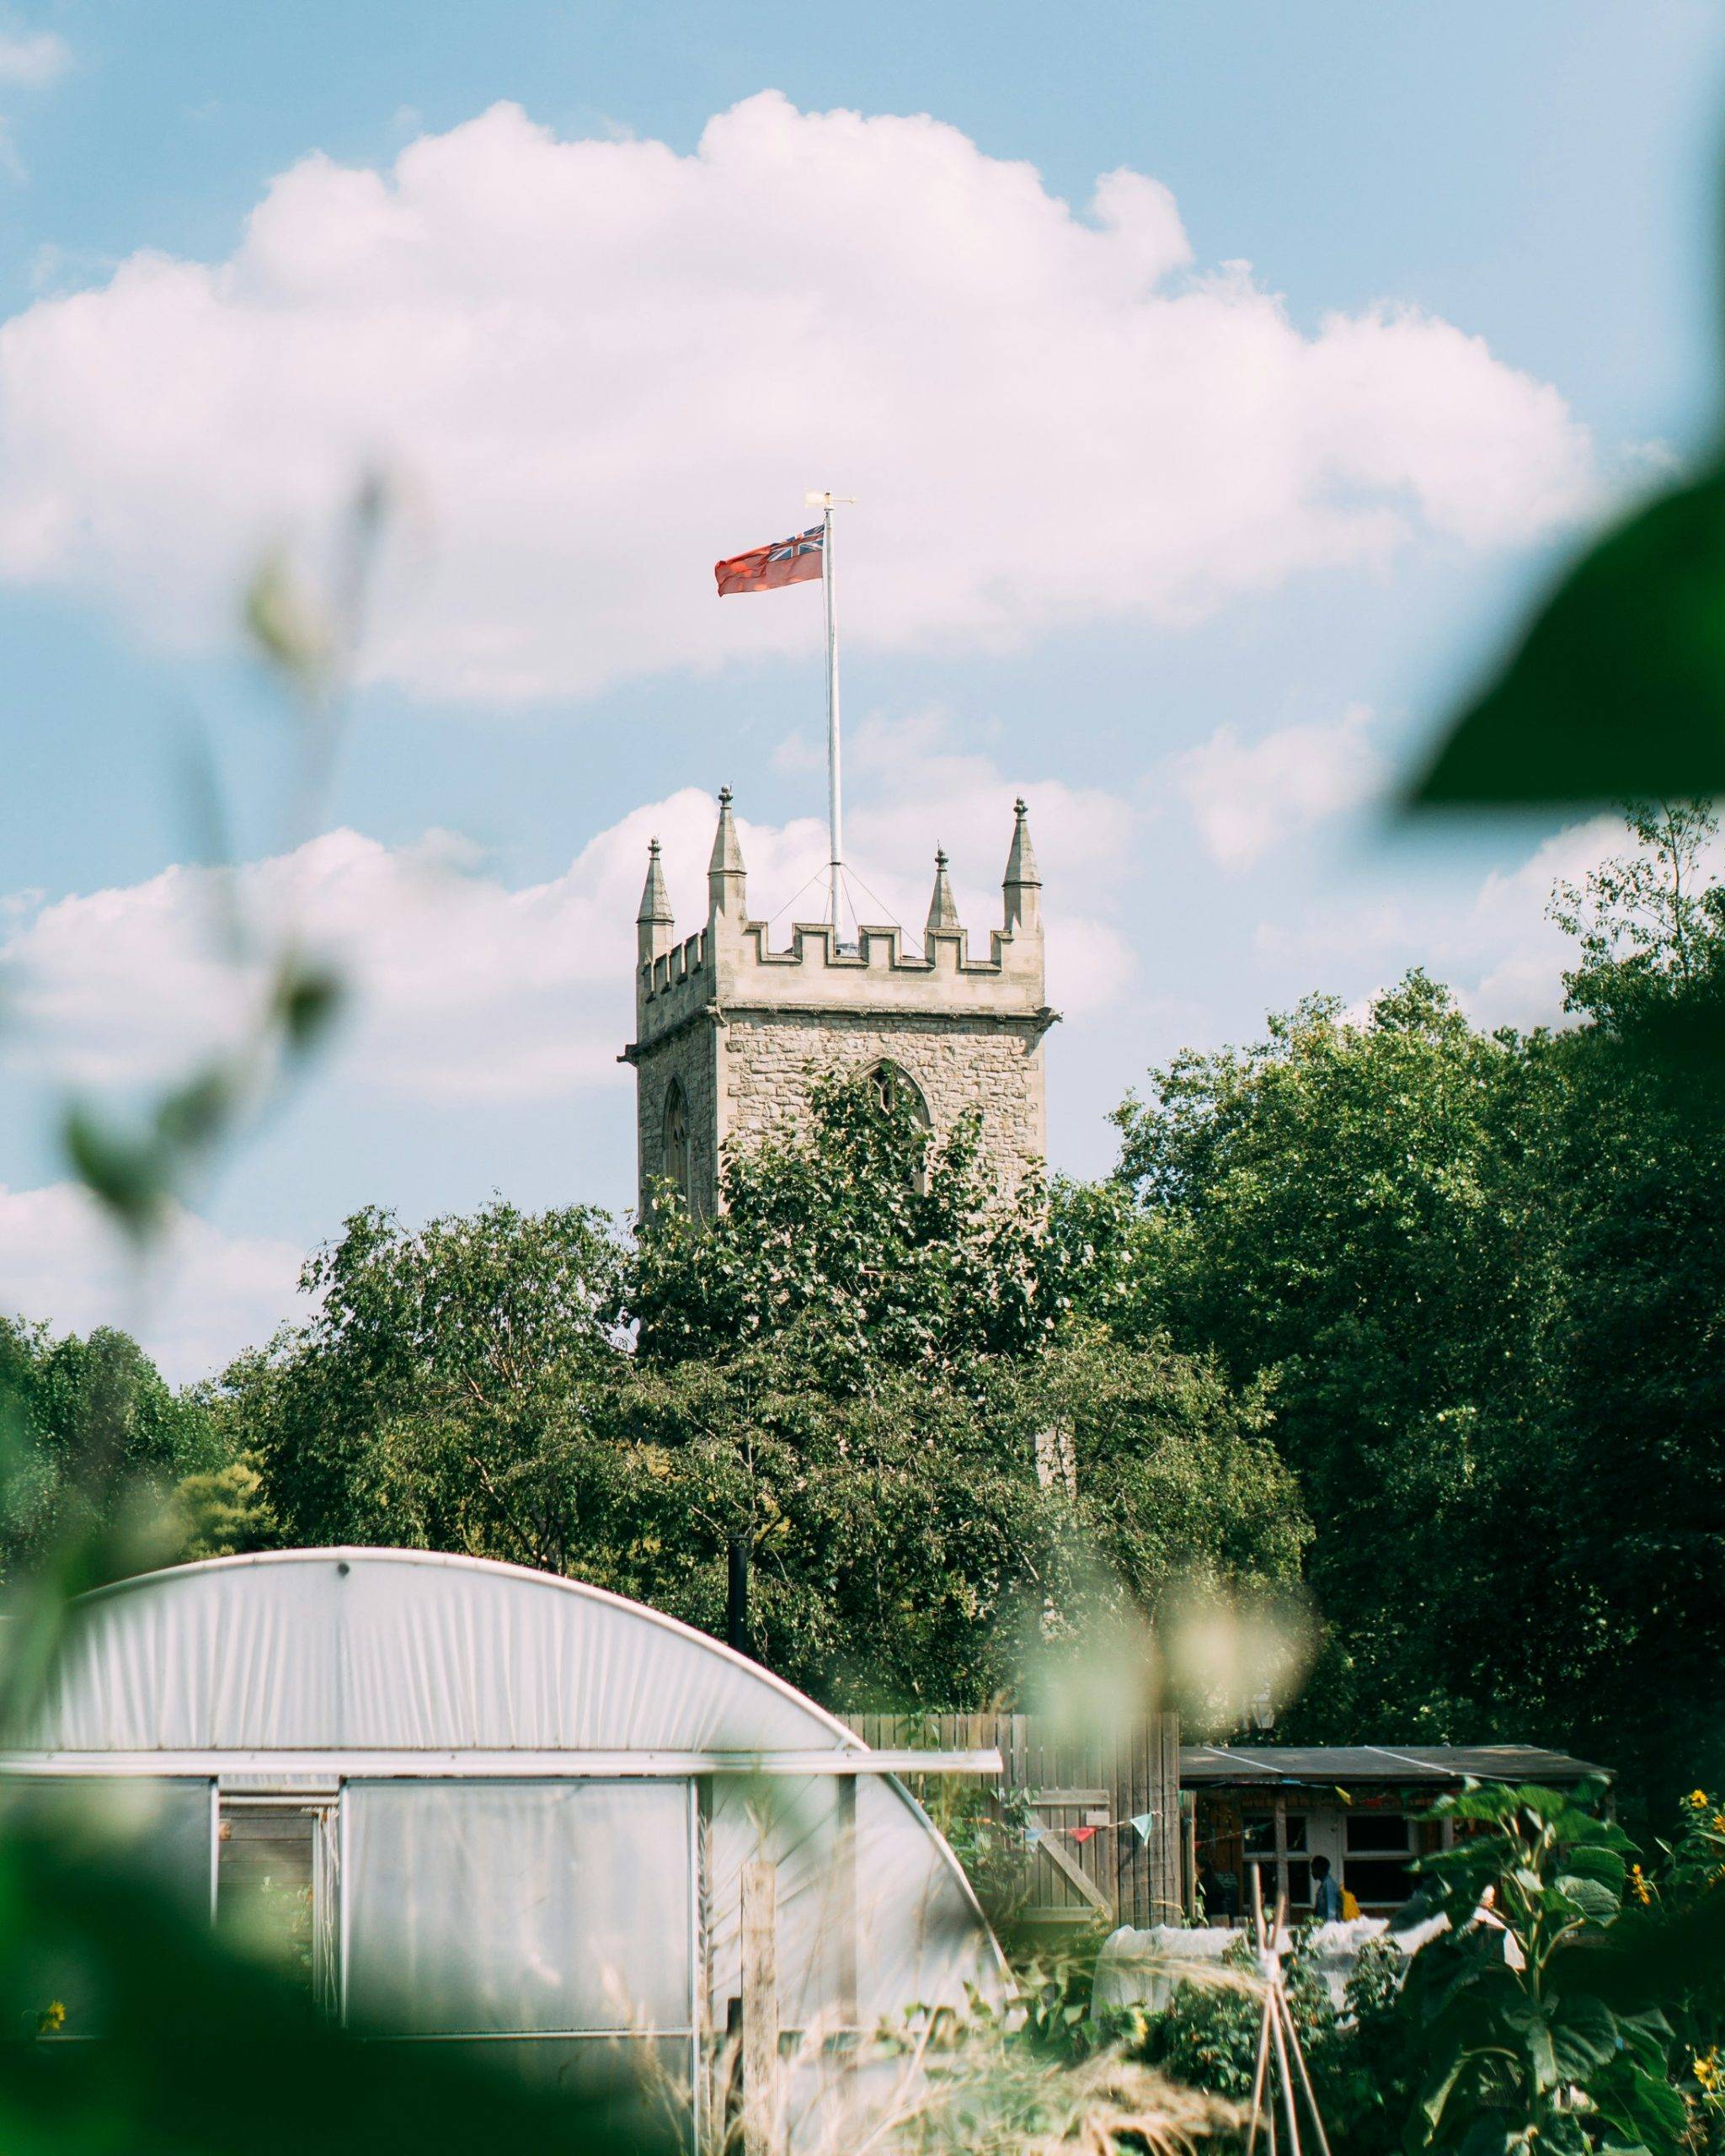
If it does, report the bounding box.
[1105,803,1725,1812]
[227,1075,1301,1709]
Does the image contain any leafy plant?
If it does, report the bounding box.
[1397,1782,1685,2156]
[1640,1790,1725,2153]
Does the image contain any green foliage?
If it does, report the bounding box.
[1105,814,1725,1811]
[1397,1782,1685,2156]
[173,1453,276,1561]
[1108,967,1558,1743]
[1415,465,1725,806]
[1134,1934,1294,2102]
[1126,1929,1412,2153]
[1639,1790,1725,2152]
[204,1083,1300,1711]
[0,1804,666,2154]
[0,1321,219,1580]
[631,1070,1073,1379]
[255,1197,626,1551]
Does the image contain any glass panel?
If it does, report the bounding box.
[344,1780,692,2037]
[1343,1857,1415,1904]
[1242,1813,1306,1854]
[1345,1812,1412,1852]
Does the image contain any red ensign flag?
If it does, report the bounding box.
[715,524,825,596]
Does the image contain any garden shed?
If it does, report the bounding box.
[1180,1743,1612,1919]
[2,1548,1007,2146]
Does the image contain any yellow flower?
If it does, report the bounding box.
[1695,2047,1722,2094]
[35,2000,65,2036]
[1712,1813,1725,1834]
[1687,1789,1709,1808]
[1630,1863,1652,1905]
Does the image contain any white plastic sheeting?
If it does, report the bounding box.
[8,1549,1005,2143]
[344,1780,695,2036]
[21,1548,836,1754]
[1092,1913,1456,2019]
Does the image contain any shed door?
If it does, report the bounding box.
[339,1778,697,2126]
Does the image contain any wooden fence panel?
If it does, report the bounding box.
[838,1710,1183,1929]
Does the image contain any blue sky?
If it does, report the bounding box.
[0,0,1722,1375]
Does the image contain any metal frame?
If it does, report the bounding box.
[205,1776,220,1925]
[1,1747,1001,1780]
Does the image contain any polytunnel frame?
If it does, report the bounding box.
[0,1549,1008,2137]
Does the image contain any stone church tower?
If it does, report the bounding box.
[624,792,1055,1218]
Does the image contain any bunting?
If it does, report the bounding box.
[1019,1809,1159,1848]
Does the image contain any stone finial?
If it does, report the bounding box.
[708,786,747,921]
[925,846,961,935]
[638,838,674,925]
[637,837,676,964]
[1003,798,1042,936]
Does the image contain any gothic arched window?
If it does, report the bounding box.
[662,1080,691,1204]
[863,1060,932,1192]
[865,1059,931,1128]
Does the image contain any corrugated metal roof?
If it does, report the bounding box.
[1179,1743,1610,1787]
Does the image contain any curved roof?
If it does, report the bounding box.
[22,1547,868,1756]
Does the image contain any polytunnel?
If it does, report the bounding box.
[3,1548,1007,2144]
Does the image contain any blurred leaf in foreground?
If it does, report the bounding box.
[1414,462,1725,806]
[0,1811,657,2156]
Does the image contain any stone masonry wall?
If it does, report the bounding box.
[634,1020,721,1219]
[720,1007,1047,1198]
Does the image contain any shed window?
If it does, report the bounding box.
[1345,1812,1412,1852]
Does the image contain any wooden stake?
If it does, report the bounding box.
[1284,2005,1337,2156]
[741,1859,782,2156]
[1268,1988,1305,2156]
[1245,1988,1274,2156]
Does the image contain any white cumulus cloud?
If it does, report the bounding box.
[0,93,1594,702]
[1175,703,1383,871]
[0,1182,303,1384]
[1254,812,1725,1034]
[0,726,1127,1102]
[0,27,69,87]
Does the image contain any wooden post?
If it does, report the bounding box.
[1273,1796,1289,1922]
[1158,1716,1184,1921]
[741,1859,781,2156]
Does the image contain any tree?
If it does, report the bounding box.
[228,1107,1300,1712]
[254,1198,627,1550]
[1522,803,1725,1805]
[629,1070,1072,1380]
[0,1320,218,1579]
[1108,969,1561,1739]
[1103,806,1725,1814]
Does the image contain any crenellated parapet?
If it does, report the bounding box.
[623,789,1055,1217]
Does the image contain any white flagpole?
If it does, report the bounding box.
[808,490,854,940]
[825,501,842,937]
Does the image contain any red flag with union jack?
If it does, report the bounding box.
[714,523,825,597]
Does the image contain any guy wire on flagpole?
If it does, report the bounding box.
[807,489,854,940]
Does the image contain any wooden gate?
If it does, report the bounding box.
[842,1711,1183,1929]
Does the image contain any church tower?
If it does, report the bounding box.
[623,793,1055,1218]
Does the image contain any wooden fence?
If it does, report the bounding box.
[841,1711,1184,1930]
